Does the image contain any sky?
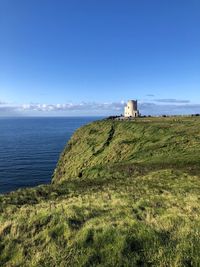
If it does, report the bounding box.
[0,0,200,116]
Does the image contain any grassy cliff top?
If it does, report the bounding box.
[53,116,200,183]
[1,117,200,266]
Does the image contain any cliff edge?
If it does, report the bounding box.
[53,117,200,183]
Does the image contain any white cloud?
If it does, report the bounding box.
[1,100,200,116]
[20,102,126,112]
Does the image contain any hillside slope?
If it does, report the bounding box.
[53,117,200,182]
[1,117,200,266]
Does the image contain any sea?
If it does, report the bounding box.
[0,117,101,194]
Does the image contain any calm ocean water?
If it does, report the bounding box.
[0,117,101,194]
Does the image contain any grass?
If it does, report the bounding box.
[1,116,200,266]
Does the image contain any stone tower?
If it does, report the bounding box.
[124,100,139,117]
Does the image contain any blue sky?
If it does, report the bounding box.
[0,0,200,116]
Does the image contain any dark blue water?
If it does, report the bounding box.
[0,117,101,194]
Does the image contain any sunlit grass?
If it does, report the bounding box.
[1,117,200,266]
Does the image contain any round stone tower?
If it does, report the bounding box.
[124,100,139,117]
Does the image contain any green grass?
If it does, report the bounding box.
[1,116,200,266]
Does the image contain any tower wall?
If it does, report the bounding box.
[124,100,139,117]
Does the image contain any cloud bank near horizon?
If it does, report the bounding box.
[153,99,190,104]
[1,99,200,116]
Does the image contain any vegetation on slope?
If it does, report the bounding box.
[1,117,200,266]
[53,117,200,182]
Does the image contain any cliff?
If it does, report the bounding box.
[1,117,200,266]
[53,117,200,183]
